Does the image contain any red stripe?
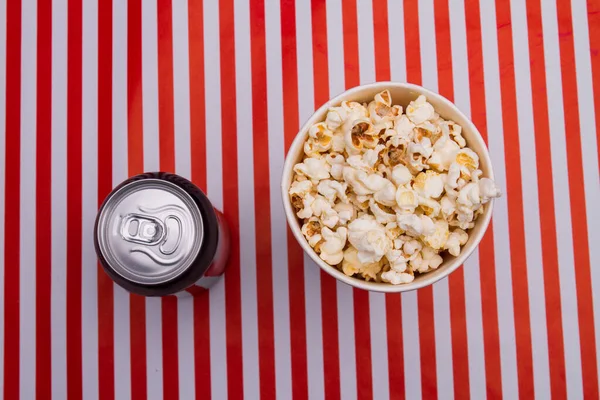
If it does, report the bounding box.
[495,2,536,397]
[3,0,21,397]
[371,1,406,398]
[219,0,244,397]
[402,1,438,398]
[342,0,360,90]
[36,0,52,397]
[432,1,471,398]
[310,2,342,397]
[127,0,148,398]
[525,1,569,398]
[67,0,83,396]
[249,0,277,398]
[129,295,147,400]
[556,0,599,396]
[188,0,212,398]
[281,1,310,398]
[157,1,180,398]
[98,1,116,398]
[283,12,310,400]
[588,0,600,160]
[463,1,503,397]
[342,1,374,398]
[372,0,391,82]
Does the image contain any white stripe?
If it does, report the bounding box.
[51,0,68,395]
[233,0,259,397]
[540,0,584,397]
[142,0,160,172]
[336,280,357,400]
[295,2,326,398]
[145,298,163,400]
[82,0,100,397]
[326,0,345,97]
[447,2,487,398]
[264,0,292,397]
[172,0,192,180]
[142,0,163,398]
[203,0,223,211]
[296,0,315,122]
[20,0,36,396]
[303,258,324,400]
[402,291,422,400]
[111,0,131,398]
[418,0,454,396]
[326,1,357,397]
[478,1,520,397]
[203,0,227,397]
[510,0,552,397]
[433,280,453,400]
[571,0,600,383]
[177,298,195,398]
[171,2,196,397]
[0,0,6,390]
[356,0,375,84]
[369,293,389,400]
[356,2,389,397]
[418,0,438,92]
[387,0,406,83]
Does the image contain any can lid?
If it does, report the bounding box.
[96,179,204,285]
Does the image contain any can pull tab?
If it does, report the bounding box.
[121,214,165,245]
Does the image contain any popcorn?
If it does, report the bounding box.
[342,246,383,280]
[413,170,445,199]
[301,217,322,247]
[396,187,419,213]
[290,90,501,285]
[385,249,408,272]
[406,95,435,124]
[369,199,397,224]
[445,229,468,256]
[317,179,348,203]
[383,136,408,167]
[428,133,460,171]
[297,193,316,219]
[348,216,391,264]
[294,157,331,182]
[373,180,397,206]
[406,138,433,172]
[331,131,346,152]
[334,202,356,225]
[423,220,449,250]
[479,178,502,203]
[363,145,386,168]
[455,148,479,172]
[394,115,415,139]
[319,227,348,265]
[326,106,347,131]
[381,269,414,284]
[345,118,377,154]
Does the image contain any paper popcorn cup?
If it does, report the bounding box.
[281,82,496,293]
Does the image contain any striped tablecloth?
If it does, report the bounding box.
[1,0,599,398]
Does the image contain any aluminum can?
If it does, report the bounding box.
[94,172,230,296]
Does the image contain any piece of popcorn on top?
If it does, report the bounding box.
[445,228,468,256]
[348,216,392,264]
[406,95,435,124]
[319,226,348,265]
[294,157,331,182]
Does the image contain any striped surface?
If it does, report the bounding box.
[1,0,599,398]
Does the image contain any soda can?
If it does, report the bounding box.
[94,172,230,296]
